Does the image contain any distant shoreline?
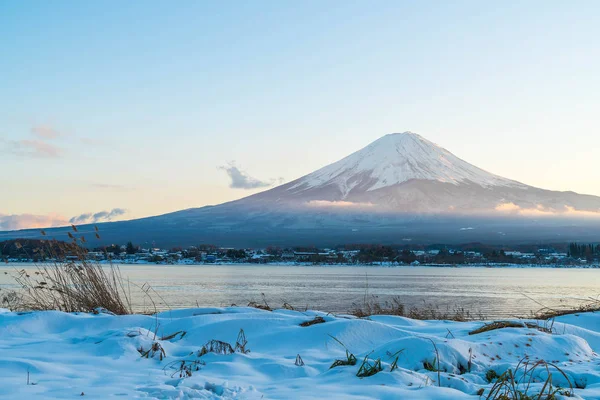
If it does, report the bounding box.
[3,260,600,269]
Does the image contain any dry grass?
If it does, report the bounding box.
[8,229,132,315]
[138,342,166,360]
[328,335,358,369]
[198,340,235,357]
[356,352,383,378]
[299,316,326,327]
[196,329,251,357]
[531,302,600,320]
[247,293,272,311]
[351,295,405,317]
[160,331,187,341]
[234,329,250,354]
[352,295,478,322]
[470,321,531,335]
[162,329,250,379]
[0,289,22,311]
[388,349,404,372]
[407,305,474,322]
[485,358,574,399]
[423,337,442,386]
[522,293,600,321]
[470,321,553,335]
[163,359,205,378]
[352,274,479,321]
[330,350,358,369]
[13,261,132,315]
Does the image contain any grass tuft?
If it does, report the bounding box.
[163,359,205,378]
[470,321,529,335]
[486,369,499,383]
[234,329,250,354]
[9,231,132,315]
[328,335,358,369]
[352,295,478,321]
[138,342,166,360]
[356,352,383,378]
[198,340,235,357]
[330,350,358,369]
[388,349,404,372]
[160,331,187,341]
[300,316,326,327]
[423,337,442,387]
[247,293,272,311]
[469,321,553,336]
[0,289,22,311]
[485,359,574,399]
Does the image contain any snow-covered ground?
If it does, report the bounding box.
[1,307,600,399]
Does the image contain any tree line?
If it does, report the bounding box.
[568,243,600,261]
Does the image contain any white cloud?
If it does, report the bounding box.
[494,202,600,217]
[0,213,69,231]
[219,162,276,190]
[7,139,62,158]
[0,208,129,231]
[306,200,375,208]
[69,208,128,224]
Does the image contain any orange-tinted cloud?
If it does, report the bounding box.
[494,202,600,217]
[17,140,62,157]
[10,139,62,158]
[307,200,375,208]
[0,213,69,231]
[0,208,129,231]
[31,125,61,139]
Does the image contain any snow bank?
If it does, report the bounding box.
[1,307,599,399]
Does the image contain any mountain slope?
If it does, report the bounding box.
[289,132,525,193]
[3,132,600,247]
[238,132,600,214]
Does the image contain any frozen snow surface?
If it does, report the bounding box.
[2,307,600,399]
[289,132,526,195]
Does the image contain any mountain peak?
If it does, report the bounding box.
[286,132,525,197]
[386,130,421,137]
[371,131,438,151]
[382,131,426,142]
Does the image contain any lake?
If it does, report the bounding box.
[1,264,599,318]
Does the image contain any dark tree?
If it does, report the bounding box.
[126,242,136,255]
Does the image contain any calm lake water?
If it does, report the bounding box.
[2,264,600,318]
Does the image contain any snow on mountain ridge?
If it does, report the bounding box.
[289,132,526,197]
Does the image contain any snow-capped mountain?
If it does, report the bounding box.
[242,132,600,214]
[6,132,600,247]
[290,132,524,193]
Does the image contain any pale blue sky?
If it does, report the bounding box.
[1,1,599,229]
